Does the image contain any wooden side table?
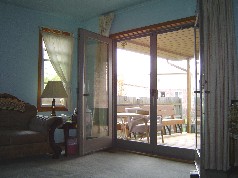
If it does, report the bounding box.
[59,121,77,156]
[49,117,64,159]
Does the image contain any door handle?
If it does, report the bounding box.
[150,89,158,97]
[194,90,210,94]
[83,93,90,96]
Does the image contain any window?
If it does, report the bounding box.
[175,91,182,98]
[160,91,165,97]
[37,28,73,112]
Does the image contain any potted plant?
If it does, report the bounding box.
[229,101,238,139]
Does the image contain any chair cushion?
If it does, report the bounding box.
[0,98,25,112]
[0,104,37,130]
[131,124,147,133]
[0,130,47,146]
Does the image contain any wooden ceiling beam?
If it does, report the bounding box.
[110,16,196,41]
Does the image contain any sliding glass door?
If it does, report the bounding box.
[114,17,198,161]
[116,36,151,144]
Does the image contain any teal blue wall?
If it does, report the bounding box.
[0,0,197,115]
[0,2,81,142]
[0,0,197,142]
[1,0,237,144]
[0,2,79,115]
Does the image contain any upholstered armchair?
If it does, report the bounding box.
[0,93,63,160]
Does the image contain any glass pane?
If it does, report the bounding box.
[41,98,65,106]
[157,56,187,145]
[195,31,201,152]
[43,40,50,59]
[117,36,151,143]
[42,60,63,106]
[84,37,109,139]
[156,30,195,148]
[44,61,60,82]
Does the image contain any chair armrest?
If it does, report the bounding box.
[29,115,63,135]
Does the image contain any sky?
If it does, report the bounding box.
[117,48,198,97]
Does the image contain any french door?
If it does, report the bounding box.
[194,24,202,174]
[78,28,113,156]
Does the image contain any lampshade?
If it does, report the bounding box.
[41,81,68,98]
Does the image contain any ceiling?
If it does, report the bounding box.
[1,0,199,60]
[113,17,200,61]
[117,27,200,60]
[0,0,150,22]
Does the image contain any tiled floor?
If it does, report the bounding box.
[158,132,199,149]
[118,132,199,150]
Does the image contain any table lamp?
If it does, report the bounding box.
[41,81,68,116]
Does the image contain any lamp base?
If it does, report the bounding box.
[51,98,56,116]
[51,113,56,116]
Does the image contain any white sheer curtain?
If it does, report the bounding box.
[99,12,115,36]
[92,13,114,135]
[94,12,114,108]
[201,0,238,171]
[41,30,74,111]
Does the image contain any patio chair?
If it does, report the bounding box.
[155,116,164,143]
[129,117,164,143]
[117,107,143,139]
[128,110,164,143]
[129,115,149,142]
[145,115,164,143]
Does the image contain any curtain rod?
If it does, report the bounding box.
[40,27,73,37]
